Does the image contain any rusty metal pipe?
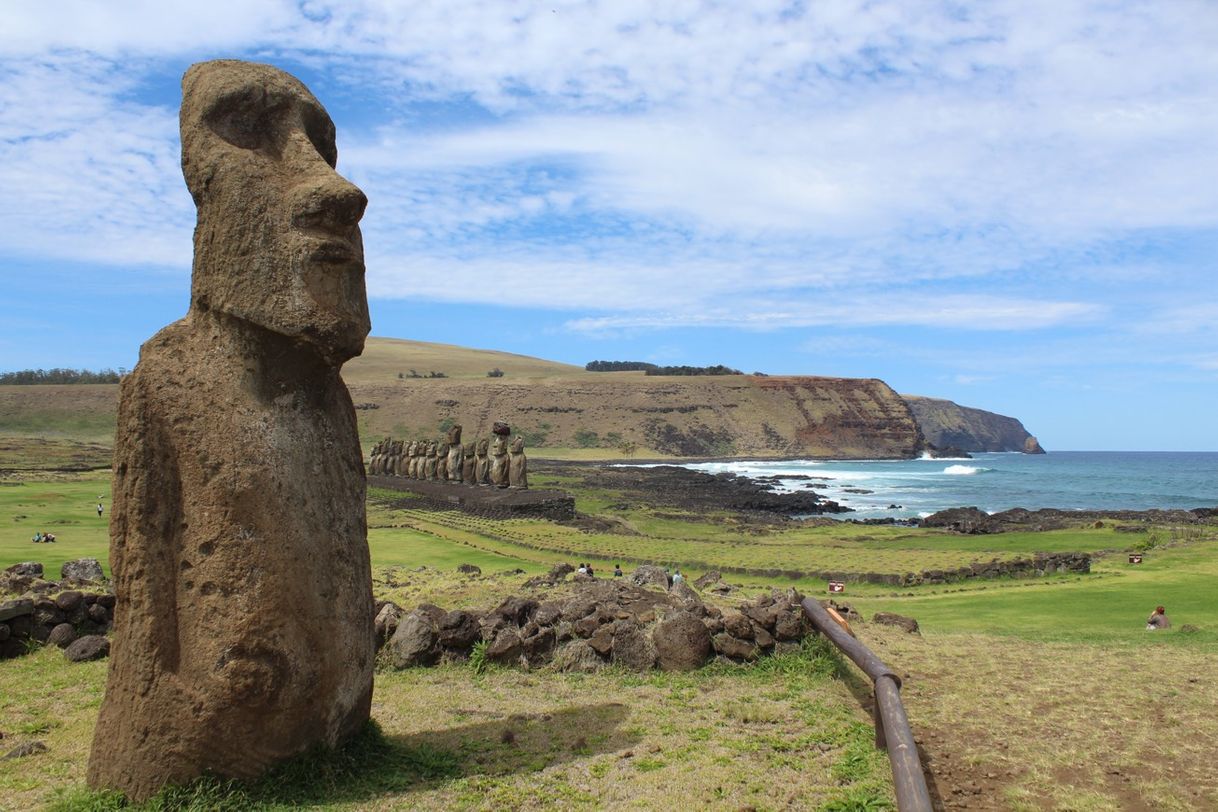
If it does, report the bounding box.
[801,598,932,812]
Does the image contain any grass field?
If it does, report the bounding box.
[3,467,1218,809]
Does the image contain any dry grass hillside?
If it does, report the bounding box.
[343,337,582,383]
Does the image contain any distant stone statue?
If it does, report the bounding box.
[388,441,399,475]
[475,437,491,485]
[446,425,464,482]
[367,438,383,474]
[435,440,448,481]
[461,441,476,484]
[392,439,406,476]
[490,435,510,488]
[403,441,416,478]
[509,435,528,489]
[88,61,374,801]
[424,441,438,480]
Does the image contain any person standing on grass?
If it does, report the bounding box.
[97,501,104,517]
[1146,606,1171,630]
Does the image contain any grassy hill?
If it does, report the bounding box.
[342,337,583,383]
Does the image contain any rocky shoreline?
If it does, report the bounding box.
[537,460,1218,529]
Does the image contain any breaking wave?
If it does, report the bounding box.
[943,464,986,475]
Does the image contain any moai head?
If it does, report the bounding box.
[462,442,475,456]
[476,437,490,456]
[426,441,437,456]
[511,436,525,453]
[179,60,370,365]
[446,424,462,445]
[406,441,417,456]
[435,442,445,458]
[492,435,508,455]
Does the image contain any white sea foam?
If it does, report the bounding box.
[943,464,983,475]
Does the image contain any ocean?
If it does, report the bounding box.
[678,451,1218,520]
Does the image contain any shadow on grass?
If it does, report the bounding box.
[51,702,633,811]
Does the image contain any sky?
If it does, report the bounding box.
[2,1,1216,451]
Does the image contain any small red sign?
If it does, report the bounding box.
[828,580,845,593]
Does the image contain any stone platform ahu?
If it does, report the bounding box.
[88,61,375,800]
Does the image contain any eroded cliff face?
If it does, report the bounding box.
[903,395,1044,454]
[349,374,924,459]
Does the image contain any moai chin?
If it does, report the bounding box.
[87,60,374,801]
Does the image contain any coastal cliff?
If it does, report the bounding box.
[902,395,1045,454]
[348,374,924,459]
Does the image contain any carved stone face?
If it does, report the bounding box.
[476,438,490,455]
[180,60,370,364]
[510,436,525,453]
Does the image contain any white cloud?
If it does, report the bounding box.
[1,0,1216,339]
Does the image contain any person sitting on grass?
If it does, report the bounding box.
[613,564,623,578]
[44,532,56,543]
[1146,605,1171,630]
[32,531,43,543]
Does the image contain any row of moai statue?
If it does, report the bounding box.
[368,423,528,489]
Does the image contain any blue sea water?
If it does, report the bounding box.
[680,452,1218,520]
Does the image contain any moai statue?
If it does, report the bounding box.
[404,441,418,478]
[391,439,405,476]
[435,440,448,481]
[424,441,438,480]
[88,61,374,801]
[461,441,476,484]
[490,435,510,488]
[509,435,529,489]
[367,438,383,474]
[445,424,464,482]
[412,441,425,479]
[475,437,491,485]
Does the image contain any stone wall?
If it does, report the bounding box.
[377,568,814,673]
[1,560,113,660]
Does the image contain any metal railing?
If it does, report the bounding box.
[801,598,932,812]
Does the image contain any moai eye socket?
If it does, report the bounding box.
[203,89,285,152]
[301,107,338,168]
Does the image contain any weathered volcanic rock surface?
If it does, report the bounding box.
[88,60,374,801]
[903,395,1044,453]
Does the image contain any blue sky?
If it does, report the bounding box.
[2,1,1216,451]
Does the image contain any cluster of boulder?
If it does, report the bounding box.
[369,422,528,489]
[1,560,113,662]
[375,564,814,673]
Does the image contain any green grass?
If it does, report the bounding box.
[855,538,1218,647]
[0,472,111,578]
